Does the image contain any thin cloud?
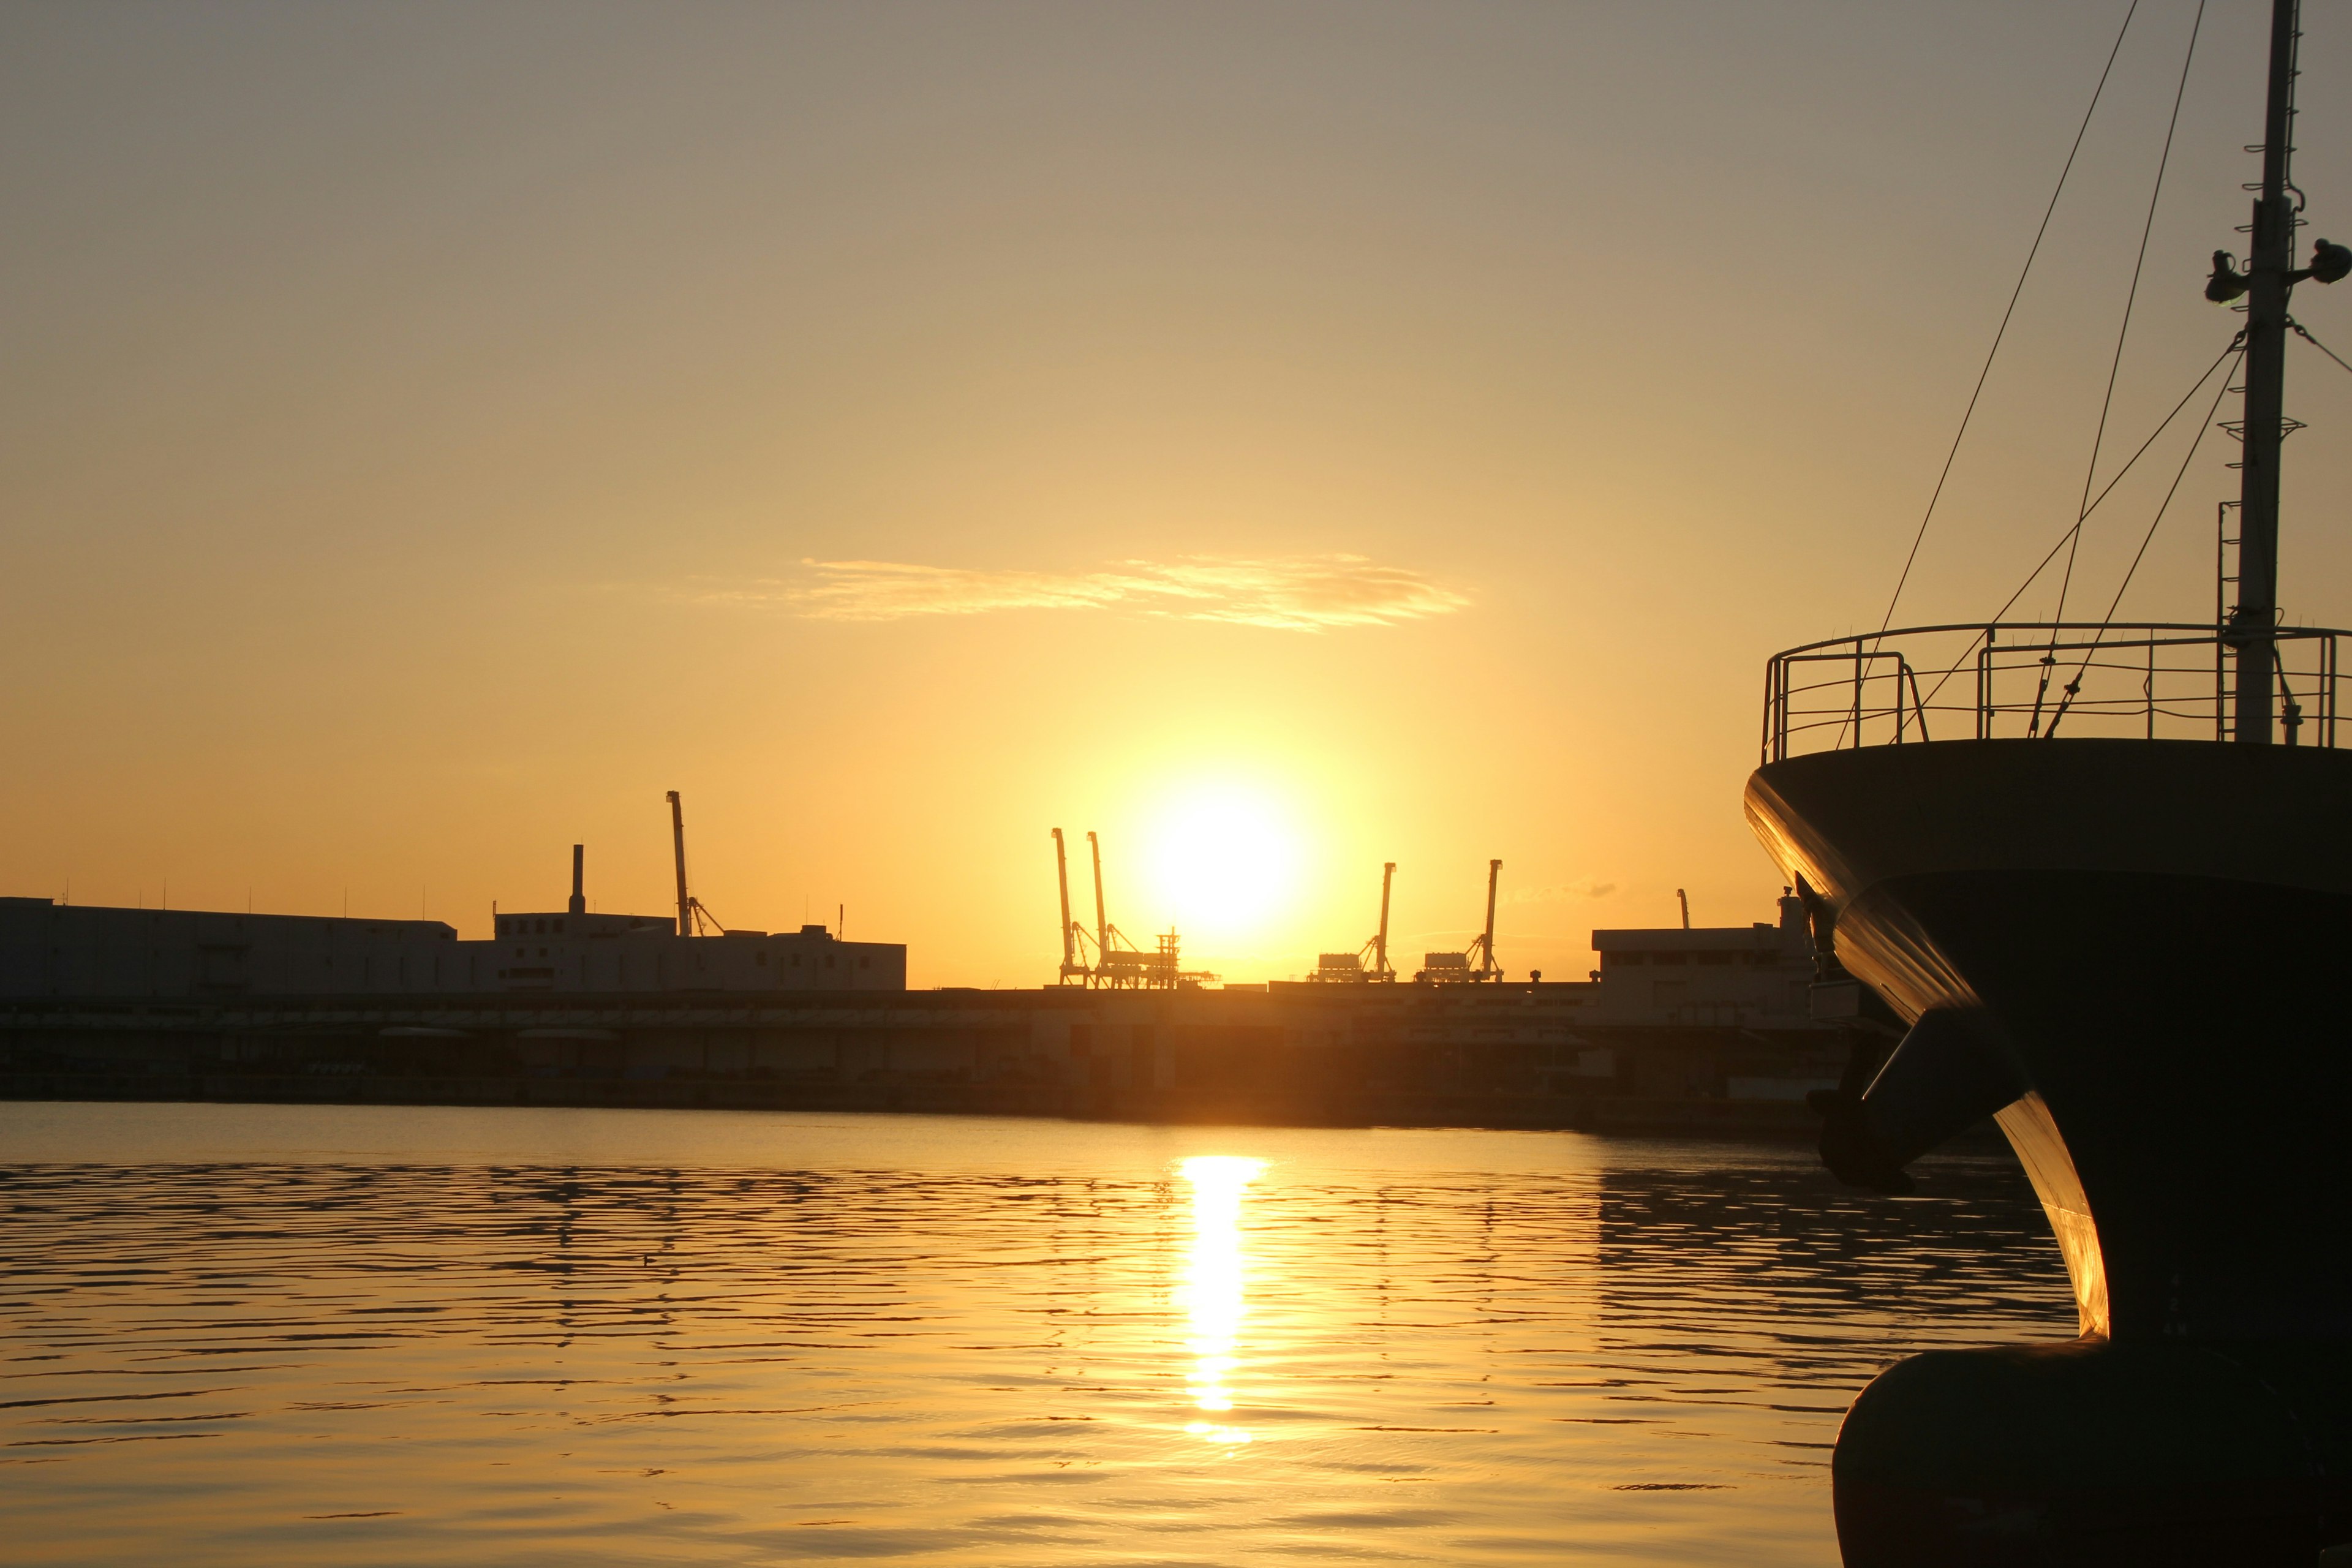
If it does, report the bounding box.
[1502,880,1618,905]
[702,555,1468,632]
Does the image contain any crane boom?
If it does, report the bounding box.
[1052,828,1079,982]
[666,791,692,937]
[1375,862,1395,979]
[1087,831,1108,981]
[1480,859,1501,979]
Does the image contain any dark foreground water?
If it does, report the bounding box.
[0,1102,2073,1566]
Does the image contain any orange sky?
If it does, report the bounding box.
[4,2,2350,984]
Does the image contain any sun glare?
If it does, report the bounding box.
[1177,1155,1265,1447]
[1142,783,1303,951]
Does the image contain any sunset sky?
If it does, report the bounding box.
[6,1,2351,985]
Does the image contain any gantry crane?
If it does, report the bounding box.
[1313,861,1398,982]
[1416,859,1502,982]
[1052,828,1087,984]
[1047,827,1212,989]
[666,790,731,935]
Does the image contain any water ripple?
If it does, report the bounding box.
[0,1104,2071,1565]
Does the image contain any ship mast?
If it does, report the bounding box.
[2228,0,2302,743]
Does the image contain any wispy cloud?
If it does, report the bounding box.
[1501,879,1618,905]
[698,555,1468,632]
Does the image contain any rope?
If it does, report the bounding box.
[2052,0,2207,627]
[1871,0,2143,638]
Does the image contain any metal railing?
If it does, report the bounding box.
[1762,621,2345,763]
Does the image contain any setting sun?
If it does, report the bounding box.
[1141,783,1305,954]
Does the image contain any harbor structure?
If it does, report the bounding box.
[0,976,1845,1134]
[1311,861,1398,982]
[1047,827,1210,989]
[0,897,905,999]
[1584,890,1815,1028]
[1414,859,1503,982]
[0,883,1847,1129]
[0,816,903,1000]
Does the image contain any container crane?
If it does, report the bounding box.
[1313,862,1398,982]
[1046,828,1213,988]
[1416,859,1502,982]
[665,790,731,935]
[1051,828,1087,985]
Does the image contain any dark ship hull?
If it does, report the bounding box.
[1746,737,2352,1563]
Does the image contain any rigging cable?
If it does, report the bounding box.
[2052,0,2209,627]
[2029,0,2207,736]
[1994,336,2245,619]
[1872,0,2144,638]
[2288,316,2352,376]
[1907,332,2244,712]
[2043,346,2243,736]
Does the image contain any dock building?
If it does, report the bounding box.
[1583,891,1817,1027]
[0,898,905,1000]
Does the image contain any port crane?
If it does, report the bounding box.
[1416,859,1501,982]
[1313,862,1398,982]
[666,790,733,935]
[1047,827,1211,989]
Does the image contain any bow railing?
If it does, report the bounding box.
[1762,622,2345,763]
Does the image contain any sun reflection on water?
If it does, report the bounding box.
[1177,1155,1265,1447]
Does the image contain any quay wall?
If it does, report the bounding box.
[0,981,1856,1137]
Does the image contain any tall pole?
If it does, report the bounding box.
[2232,0,2302,743]
[1480,859,1501,980]
[1052,829,1077,982]
[666,791,692,936]
[1376,862,1395,980]
[1087,832,1109,973]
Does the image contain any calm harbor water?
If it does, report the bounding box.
[0,1102,2073,1566]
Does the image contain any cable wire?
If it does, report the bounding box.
[2289,315,2352,375]
[1873,0,2143,638]
[1907,334,2244,712]
[1986,336,2243,625]
[2043,348,2241,736]
[2052,0,2207,627]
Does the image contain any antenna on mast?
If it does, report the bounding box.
[2209,0,2352,740]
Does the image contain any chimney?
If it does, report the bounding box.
[569,844,586,916]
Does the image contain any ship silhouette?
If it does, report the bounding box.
[1743,1,2352,1562]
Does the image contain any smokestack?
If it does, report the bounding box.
[569,845,586,916]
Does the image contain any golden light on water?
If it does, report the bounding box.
[1177,1155,1266,1447]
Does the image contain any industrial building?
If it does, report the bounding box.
[0,897,905,999]
[0,802,905,1001]
[1582,890,1818,1027]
